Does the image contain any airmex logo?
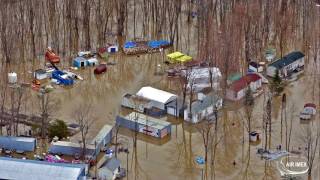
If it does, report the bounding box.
[277,155,309,176]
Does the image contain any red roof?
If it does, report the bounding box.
[229,73,261,92]
[304,103,316,109]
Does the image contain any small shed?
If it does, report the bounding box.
[107,45,119,53]
[87,58,99,66]
[34,69,47,80]
[116,112,171,138]
[90,124,113,152]
[0,136,36,152]
[248,62,264,73]
[73,57,87,68]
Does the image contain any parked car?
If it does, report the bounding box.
[300,112,311,120]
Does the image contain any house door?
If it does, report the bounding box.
[81,62,85,67]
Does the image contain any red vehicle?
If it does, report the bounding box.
[94,64,107,74]
[45,47,60,64]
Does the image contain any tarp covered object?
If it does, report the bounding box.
[175,55,192,62]
[124,41,137,48]
[167,52,184,59]
[148,40,170,48]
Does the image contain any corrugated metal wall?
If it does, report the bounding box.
[0,137,36,151]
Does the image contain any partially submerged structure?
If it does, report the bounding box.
[90,124,113,152]
[0,136,36,152]
[226,73,262,101]
[52,70,74,86]
[167,51,192,64]
[49,124,113,157]
[267,51,305,77]
[123,40,171,55]
[181,67,222,92]
[248,62,264,73]
[0,157,87,180]
[116,112,171,138]
[184,93,223,123]
[136,86,178,116]
[73,57,88,68]
[34,69,48,80]
[121,93,152,113]
[98,157,121,180]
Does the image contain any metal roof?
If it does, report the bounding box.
[0,157,86,180]
[51,141,95,150]
[90,124,113,145]
[190,94,222,114]
[136,86,177,104]
[102,158,120,172]
[125,112,171,130]
[269,51,304,69]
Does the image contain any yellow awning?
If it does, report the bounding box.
[176,55,192,62]
[167,51,184,59]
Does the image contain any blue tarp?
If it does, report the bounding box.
[124,41,136,48]
[52,70,74,86]
[147,40,170,48]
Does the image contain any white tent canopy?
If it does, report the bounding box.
[181,67,221,80]
[136,86,177,105]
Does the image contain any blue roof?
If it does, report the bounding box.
[74,57,86,62]
[0,157,86,180]
[269,51,304,69]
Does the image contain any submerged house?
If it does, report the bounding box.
[184,93,223,123]
[226,73,262,101]
[73,57,88,68]
[136,86,178,116]
[116,112,171,138]
[87,58,99,66]
[267,51,305,77]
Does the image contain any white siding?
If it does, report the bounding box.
[267,66,277,77]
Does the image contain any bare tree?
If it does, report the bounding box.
[73,103,94,160]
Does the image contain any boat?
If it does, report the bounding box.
[45,47,60,64]
[94,64,107,74]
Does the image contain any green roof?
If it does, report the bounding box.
[228,73,242,82]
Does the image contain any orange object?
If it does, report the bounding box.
[32,79,41,86]
[45,48,60,63]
